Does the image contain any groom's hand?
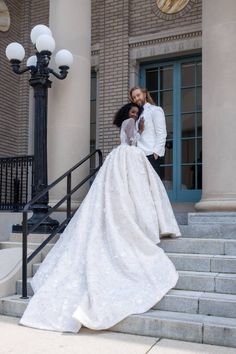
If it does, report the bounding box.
[153,153,159,160]
[138,117,145,133]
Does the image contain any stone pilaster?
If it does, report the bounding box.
[48,0,91,208]
[196,0,236,211]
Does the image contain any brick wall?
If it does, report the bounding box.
[97,0,129,156]
[0,0,49,157]
[91,0,99,46]
[129,0,202,37]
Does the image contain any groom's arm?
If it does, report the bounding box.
[152,106,167,158]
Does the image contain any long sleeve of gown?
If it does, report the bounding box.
[121,118,141,146]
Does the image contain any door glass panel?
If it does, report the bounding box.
[143,58,202,200]
[181,62,195,86]
[160,91,173,114]
[160,166,173,191]
[182,113,195,137]
[146,70,158,91]
[181,88,195,112]
[160,66,173,89]
[182,139,195,164]
[181,166,194,190]
[166,115,173,135]
[196,164,202,189]
[150,92,158,105]
[164,143,173,164]
[180,60,202,191]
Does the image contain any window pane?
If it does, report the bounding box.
[197,138,202,158]
[166,115,173,135]
[160,66,173,90]
[90,72,97,171]
[181,88,195,112]
[196,164,202,189]
[150,92,158,105]
[197,87,202,111]
[181,165,194,190]
[181,62,195,87]
[196,62,202,85]
[90,101,96,123]
[146,70,158,91]
[90,123,96,141]
[197,113,202,137]
[182,114,195,138]
[182,138,195,164]
[91,76,96,100]
[160,90,173,114]
[164,143,173,164]
[160,166,173,191]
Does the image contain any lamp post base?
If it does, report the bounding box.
[12,204,59,234]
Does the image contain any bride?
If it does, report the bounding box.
[20,102,181,333]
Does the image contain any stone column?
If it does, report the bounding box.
[48,0,91,209]
[195,0,236,211]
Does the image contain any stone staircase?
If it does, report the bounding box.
[0,212,236,347]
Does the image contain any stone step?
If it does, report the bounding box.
[160,238,236,256]
[179,224,236,239]
[2,238,236,258]
[0,294,30,317]
[176,271,236,294]
[154,289,236,318]
[4,287,236,320]
[1,296,236,347]
[110,310,236,348]
[9,233,59,243]
[16,270,236,297]
[0,241,54,259]
[168,253,236,273]
[31,252,236,276]
[188,212,236,225]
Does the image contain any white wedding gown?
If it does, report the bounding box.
[20,118,181,333]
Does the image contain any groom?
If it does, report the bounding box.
[129,86,167,176]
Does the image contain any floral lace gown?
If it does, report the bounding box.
[20,118,181,333]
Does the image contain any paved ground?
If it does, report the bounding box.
[1,315,236,354]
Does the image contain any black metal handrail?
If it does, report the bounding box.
[0,155,34,211]
[21,149,103,298]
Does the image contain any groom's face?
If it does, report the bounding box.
[131,89,146,107]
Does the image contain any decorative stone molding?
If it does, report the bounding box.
[91,43,100,56]
[91,50,99,56]
[151,0,198,20]
[0,0,10,32]
[129,29,202,49]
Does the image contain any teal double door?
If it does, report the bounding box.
[140,56,202,202]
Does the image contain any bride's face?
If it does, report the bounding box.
[129,106,139,120]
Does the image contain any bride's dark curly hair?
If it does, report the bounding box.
[113,103,143,128]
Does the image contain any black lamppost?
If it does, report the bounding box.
[6,24,73,233]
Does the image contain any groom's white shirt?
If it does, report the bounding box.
[137,102,167,157]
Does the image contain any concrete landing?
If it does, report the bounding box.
[0,315,235,354]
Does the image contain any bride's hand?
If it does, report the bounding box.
[153,153,159,160]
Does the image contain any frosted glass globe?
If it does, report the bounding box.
[27,55,37,67]
[30,25,52,45]
[36,34,55,53]
[6,42,25,61]
[55,49,73,67]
